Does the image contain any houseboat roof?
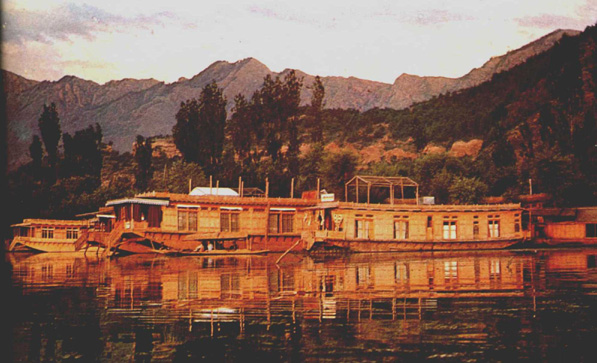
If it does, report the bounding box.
[106,198,170,207]
[134,191,315,207]
[190,187,239,196]
[576,207,597,222]
[11,219,91,228]
[333,201,521,212]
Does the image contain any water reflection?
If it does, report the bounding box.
[8,248,597,361]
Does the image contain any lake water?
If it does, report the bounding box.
[6,248,597,362]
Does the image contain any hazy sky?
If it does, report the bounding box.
[2,0,596,84]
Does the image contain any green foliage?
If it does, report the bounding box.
[320,151,358,199]
[149,160,207,194]
[61,123,103,179]
[38,103,61,171]
[134,135,153,191]
[449,177,489,205]
[173,81,227,175]
[307,76,325,143]
[29,135,43,170]
[297,143,324,192]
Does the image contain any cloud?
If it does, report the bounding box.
[3,3,176,45]
[515,13,588,29]
[516,1,597,30]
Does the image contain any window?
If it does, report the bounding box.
[515,218,521,233]
[178,209,198,231]
[443,217,457,239]
[188,211,198,232]
[355,215,373,239]
[221,211,240,232]
[269,211,295,233]
[473,223,480,238]
[394,216,409,240]
[488,215,500,238]
[427,216,433,228]
[41,227,54,239]
[587,224,597,238]
[178,210,188,231]
[66,228,79,239]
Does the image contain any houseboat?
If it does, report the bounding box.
[532,207,597,246]
[97,176,525,254]
[304,176,523,252]
[8,218,95,253]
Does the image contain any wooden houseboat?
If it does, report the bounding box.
[532,207,597,246]
[304,176,524,252]
[8,219,95,253]
[100,189,315,254]
[99,176,524,253]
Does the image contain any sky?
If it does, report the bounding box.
[2,0,596,85]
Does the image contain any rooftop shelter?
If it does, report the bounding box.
[345,175,419,205]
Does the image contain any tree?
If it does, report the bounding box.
[227,94,254,167]
[29,135,43,170]
[173,81,227,175]
[134,135,153,191]
[62,123,103,179]
[149,160,207,193]
[449,176,489,204]
[321,151,358,199]
[38,103,61,173]
[308,76,325,143]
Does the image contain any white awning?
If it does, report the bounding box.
[106,198,169,207]
[190,187,239,196]
[220,207,243,211]
[177,204,200,209]
[97,214,116,219]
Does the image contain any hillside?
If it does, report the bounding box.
[3,29,577,169]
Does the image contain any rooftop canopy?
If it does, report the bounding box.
[190,187,239,197]
[345,175,419,205]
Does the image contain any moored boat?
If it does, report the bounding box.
[99,175,525,253]
[8,219,94,253]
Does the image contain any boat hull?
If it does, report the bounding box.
[315,238,523,252]
[8,237,80,253]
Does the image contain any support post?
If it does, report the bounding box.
[216,180,219,196]
[416,185,419,205]
[265,178,269,198]
[390,184,394,205]
[210,175,213,195]
[345,183,348,202]
[239,176,242,197]
[400,180,404,203]
[356,178,359,203]
[189,178,192,194]
[290,177,294,199]
[317,178,320,201]
[367,182,370,205]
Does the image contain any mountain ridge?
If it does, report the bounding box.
[3,29,579,169]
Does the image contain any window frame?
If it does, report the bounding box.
[393,215,409,240]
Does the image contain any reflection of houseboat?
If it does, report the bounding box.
[8,219,95,253]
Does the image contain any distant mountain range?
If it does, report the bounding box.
[3,29,579,169]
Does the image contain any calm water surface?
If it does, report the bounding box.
[6,248,597,362]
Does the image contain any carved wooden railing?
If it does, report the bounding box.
[73,230,90,251]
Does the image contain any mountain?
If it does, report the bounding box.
[3,29,578,169]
